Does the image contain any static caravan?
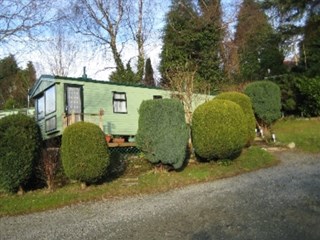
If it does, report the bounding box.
[29,75,212,141]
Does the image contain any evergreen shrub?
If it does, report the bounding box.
[269,75,299,115]
[270,75,320,117]
[244,81,281,126]
[0,114,41,193]
[136,99,189,169]
[296,76,320,117]
[192,99,247,160]
[215,91,256,145]
[61,122,110,184]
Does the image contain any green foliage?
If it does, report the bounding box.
[136,99,189,169]
[192,99,247,160]
[3,98,18,109]
[160,0,223,87]
[160,0,197,85]
[269,74,299,115]
[61,122,110,184]
[0,55,36,109]
[301,12,320,77]
[244,81,282,126]
[109,61,139,84]
[215,91,256,145]
[0,114,41,193]
[235,0,285,81]
[296,76,320,117]
[0,146,277,217]
[270,74,320,117]
[262,0,310,21]
[263,1,320,77]
[143,58,155,87]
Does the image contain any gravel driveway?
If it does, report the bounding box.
[1,150,320,240]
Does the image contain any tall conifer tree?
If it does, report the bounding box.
[196,0,224,85]
[160,0,197,86]
[234,0,285,81]
[160,0,224,88]
[0,55,19,109]
[143,58,155,86]
[300,10,320,76]
[0,55,36,109]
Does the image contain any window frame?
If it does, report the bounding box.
[45,116,57,132]
[45,85,56,115]
[36,95,45,120]
[112,92,128,114]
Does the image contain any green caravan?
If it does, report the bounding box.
[29,75,212,141]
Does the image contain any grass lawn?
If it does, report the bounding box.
[0,146,278,217]
[272,118,320,153]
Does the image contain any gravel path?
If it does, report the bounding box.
[1,150,320,240]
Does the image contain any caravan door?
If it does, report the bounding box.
[65,84,83,125]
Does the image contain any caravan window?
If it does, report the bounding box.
[45,116,56,132]
[113,92,127,113]
[36,95,45,120]
[45,86,56,115]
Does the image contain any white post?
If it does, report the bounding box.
[260,128,264,138]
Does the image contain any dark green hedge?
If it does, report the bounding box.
[61,122,110,184]
[244,81,281,126]
[296,76,320,117]
[136,99,189,169]
[192,99,247,160]
[215,91,256,145]
[268,74,299,115]
[269,75,320,117]
[0,114,41,193]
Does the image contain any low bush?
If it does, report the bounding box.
[0,114,42,193]
[215,91,256,145]
[192,99,247,160]
[136,99,189,169]
[244,81,281,126]
[61,122,110,184]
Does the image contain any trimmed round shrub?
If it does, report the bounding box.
[215,91,256,145]
[0,114,42,193]
[136,99,189,169]
[244,81,281,126]
[61,122,110,184]
[192,99,247,160]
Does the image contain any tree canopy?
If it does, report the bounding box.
[234,0,285,81]
[160,0,224,88]
[0,55,36,109]
[143,58,155,86]
[300,9,320,76]
[1,0,319,90]
[262,0,320,76]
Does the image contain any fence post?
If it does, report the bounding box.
[99,108,104,130]
[62,113,67,129]
[71,111,75,125]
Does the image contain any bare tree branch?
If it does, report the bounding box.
[71,0,129,72]
[40,25,81,76]
[0,0,59,44]
[70,0,158,81]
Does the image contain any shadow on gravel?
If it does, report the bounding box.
[192,231,213,240]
